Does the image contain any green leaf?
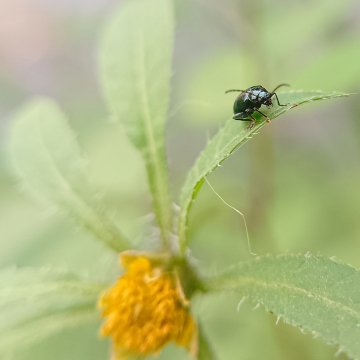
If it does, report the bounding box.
[10,98,130,252]
[0,267,106,356]
[209,254,360,360]
[178,91,349,251]
[99,0,174,246]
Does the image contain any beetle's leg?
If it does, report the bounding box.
[255,110,271,123]
[272,92,288,106]
[270,83,290,106]
[233,113,240,120]
[248,115,257,129]
[233,113,249,120]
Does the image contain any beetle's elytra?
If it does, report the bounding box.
[225,84,290,129]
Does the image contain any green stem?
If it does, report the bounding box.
[198,322,217,360]
[144,147,173,250]
[136,33,173,250]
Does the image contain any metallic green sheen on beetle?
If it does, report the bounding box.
[225,84,290,128]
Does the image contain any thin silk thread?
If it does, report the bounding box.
[205,177,256,256]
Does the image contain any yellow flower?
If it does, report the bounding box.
[98,252,197,358]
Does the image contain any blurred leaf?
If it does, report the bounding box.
[99,0,174,245]
[178,91,349,251]
[14,322,107,360]
[293,38,360,90]
[210,254,360,360]
[87,124,147,196]
[0,266,105,356]
[10,98,130,252]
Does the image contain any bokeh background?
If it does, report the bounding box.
[1,0,360,359]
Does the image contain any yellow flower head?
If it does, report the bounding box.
[99,252,197,358]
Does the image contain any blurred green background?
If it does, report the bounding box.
[1,0,360,359]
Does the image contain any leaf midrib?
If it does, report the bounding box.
[35,116,127,252]
[136,28,171,246]
[0,303,97,351]
[1,280,106,299]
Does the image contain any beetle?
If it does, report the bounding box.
[225,83,290,129]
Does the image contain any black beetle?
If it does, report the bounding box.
[225,83,290,129]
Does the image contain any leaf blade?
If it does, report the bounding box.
[99,0,174,245]
[10,97,131,252]
[0,267,105,356]
[178,91,349,251]
[209,254,360,360]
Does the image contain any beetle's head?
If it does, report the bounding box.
[263,98,273,107]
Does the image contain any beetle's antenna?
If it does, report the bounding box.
[225,89,244,94]
[271,83,290,93]
[204,177,256,256]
